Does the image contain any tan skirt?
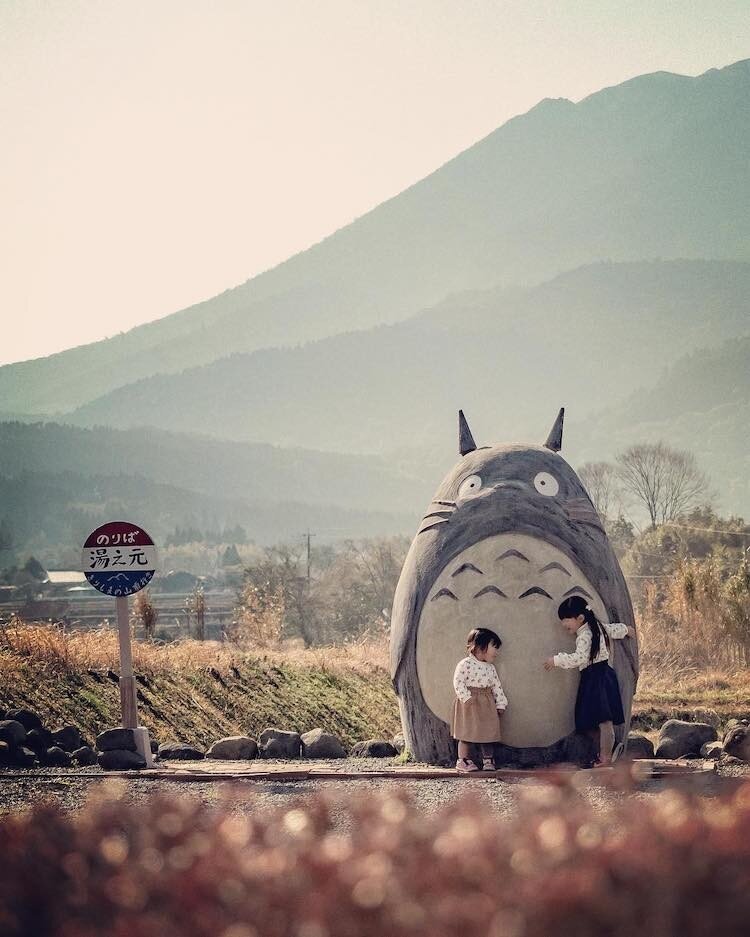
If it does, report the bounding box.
[451,686,502,743]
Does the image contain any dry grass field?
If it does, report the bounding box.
[1,615,748,748]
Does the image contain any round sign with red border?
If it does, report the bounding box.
[82,521,157,596]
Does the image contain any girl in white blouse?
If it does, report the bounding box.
[452,627,508,773]
[544,594,634,766]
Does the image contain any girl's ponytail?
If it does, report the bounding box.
[557,594,607,662]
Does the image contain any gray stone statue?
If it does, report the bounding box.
[390,409,638,766]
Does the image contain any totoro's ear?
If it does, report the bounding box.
[544,407,565,452]
[458,409,477,456]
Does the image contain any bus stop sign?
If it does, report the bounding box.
[82,521,157,596]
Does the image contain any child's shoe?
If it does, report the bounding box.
[456,757,479,773]
[482,756,496,772]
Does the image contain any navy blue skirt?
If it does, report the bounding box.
[575,662,625,732]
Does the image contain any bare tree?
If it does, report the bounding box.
[132,589,158,640]
[185,584,206,640]
[230,581,284,647]
[238,544,316,644]
[312,536,409,640]
[616,442,710,528]
[578,461,618,521]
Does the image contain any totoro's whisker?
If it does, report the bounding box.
[418,521,449,535]
[422,510,454,521]
[431,500,456,507]
[452,562,483,577]
[563,586,593,600]
[431,588,458,602]
[496,549,530,563]
[474,585,507,599]
[518,586,553,600]
[539,562,571,576]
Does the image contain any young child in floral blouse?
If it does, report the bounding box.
[452,627,508,773]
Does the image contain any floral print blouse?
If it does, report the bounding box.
[453,655,508,709]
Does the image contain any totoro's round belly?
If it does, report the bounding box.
[416,532,607,748]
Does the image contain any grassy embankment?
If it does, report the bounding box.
[1,622,748,748]
[0,623,400,748]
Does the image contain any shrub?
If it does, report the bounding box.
[1,779,750,936]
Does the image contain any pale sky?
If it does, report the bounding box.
[2,1,749,366]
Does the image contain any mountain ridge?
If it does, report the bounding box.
[64,259,750,456]
[3,57,749,414]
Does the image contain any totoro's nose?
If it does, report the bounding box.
[492,480,527,492]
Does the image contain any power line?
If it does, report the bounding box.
[630,549,678,558]
[660,523,750,537]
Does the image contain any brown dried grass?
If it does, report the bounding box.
[0,617,389,680]
[3,603,749,716]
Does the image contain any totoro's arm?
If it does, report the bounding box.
[389,547,420,684]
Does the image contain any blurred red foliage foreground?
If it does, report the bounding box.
[2,779,750,937]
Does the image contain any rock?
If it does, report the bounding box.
[51,726,82,752]
[723,725,750,763]
[98,749,147,771]
[301,729,346,759]
[96,728,137,752]
[72,745,98,766]
[259,728,302,759]
[25,727,53,753]
[654,738,683,760]
[719,754,746,767]
[150,739,159,753]
[5,709,44,732]
[158,743,205,761]
[624,733,655,759]
[700,740,724,760]
[0,720,26,748]
[10,746,37,767]
[723,719,749,742]
[206,736,259,760]
[689,708,722,729]
[0,741,10,764]
[42,746,72,768]
[351,739,398,758]
[655,720,717,759]
[392,733,406,754]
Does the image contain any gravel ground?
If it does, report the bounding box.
[2,758,747,821]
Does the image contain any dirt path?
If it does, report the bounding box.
[1,758,745,821]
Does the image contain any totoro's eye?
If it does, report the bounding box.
[457,474,483,499]
[533,472,559,497]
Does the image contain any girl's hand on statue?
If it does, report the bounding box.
[543,657,555,671]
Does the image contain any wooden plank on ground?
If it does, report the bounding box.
[0,758,717,784]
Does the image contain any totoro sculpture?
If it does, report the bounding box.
[390,409,638,766]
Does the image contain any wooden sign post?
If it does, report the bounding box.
[116,595,139,729]
[82,521,157,767]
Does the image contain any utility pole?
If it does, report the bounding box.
[304,530,316,585]
[298,530,316,646]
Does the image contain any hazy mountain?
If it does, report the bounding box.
[570,335,750,517]
[2,58,750,415]
[66,260,750,462]
[0,423,427,558]
[0,470,417,560]
[0,422,427,517]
